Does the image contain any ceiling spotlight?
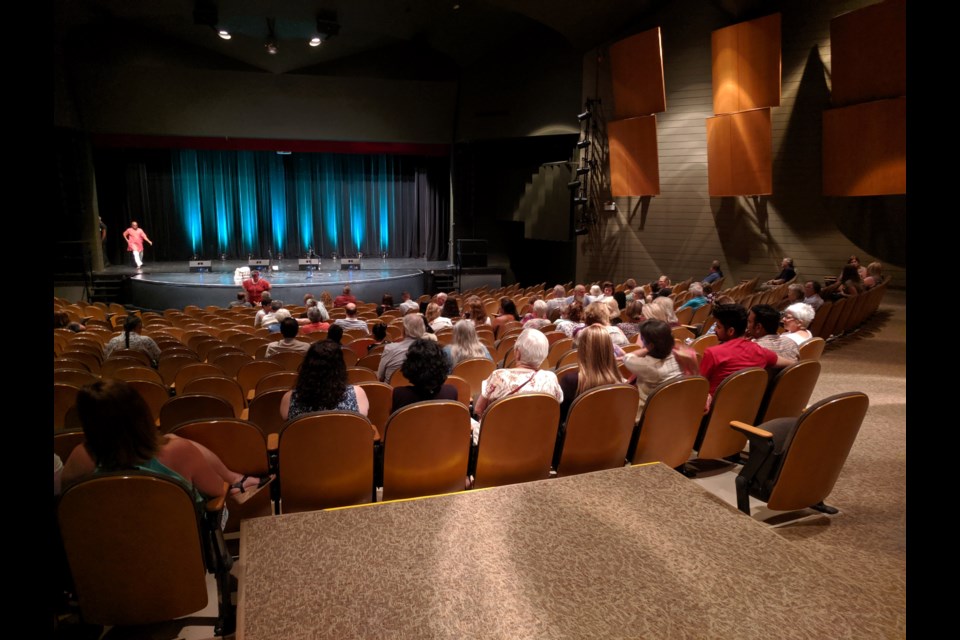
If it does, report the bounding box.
[217,29,231,40]
[577,110,592,121]
[576,139,591,149]
[266,41,278,54]
[309,36,323,47]
[265,17,278,55]
[576,166,590,176]
[567,180,581,190]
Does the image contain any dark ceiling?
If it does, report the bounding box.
[55,0,774,76]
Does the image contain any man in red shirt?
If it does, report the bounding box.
[333,285,357,308]
[122,220,153,269]
[243,270,271,305]
[699,304,794,401]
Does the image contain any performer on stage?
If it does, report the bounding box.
[122,220,153,269]
[243,269,271,305]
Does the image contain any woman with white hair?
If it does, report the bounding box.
[641,296,680,328]
[781,302,816,345]
[522,299,552,331]
[677,282,708,311]
[473,330,562,425]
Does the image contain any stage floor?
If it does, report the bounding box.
[105,258,453,311]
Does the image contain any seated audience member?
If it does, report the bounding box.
[597,281,616,306]
[700,295,736,337]
[441,297,460,320]
[554,301,585,338]
[564,284,588,306]
[54,310,86,333]
[369,322,390,349]
[558,324,623,426]
[747,305,799,360]
[655,275,673,297]
[391,339,458,412]
[253,293,273,328]
[333,285,357,308]
[473,330,563,443]
[104,316,161,366]
[863,261,883,289]
[300,305,330,334]
[699,304,793,403]
[622,279,638,299]
[434,292,449,309]
[426,302,453,333]
[623,319,687,414]
[576,301,629,347]
[377,313,426,382]
[326,324,344,344]
[443,320,493,372]
[461,296,492,327]
[612,290,627,313]
[762,257,796,288]
[262,300,290,333]
[629,286,646,304]
[702,260,723,285]
[491,297,521,338]
[229,291,249,308]
[617,299,645,342]
[334,303,370,334]
[786,283,805,305]
[308,295,330,321]
[781,302,816,346]
[280,341,369,420]
[677,282,708,312]
[62,379,269,501]
[319,290,334,310]
[546,284,568,313]
[376,293,395,316]
[640,296,680,330]
[397,291,419,314]
[802,281,824,311]
[265,318,311,358]
[522,300,553,331]
[822,264,863,301]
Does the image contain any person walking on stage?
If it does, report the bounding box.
[122,220,153,269]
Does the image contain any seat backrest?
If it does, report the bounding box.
[756,360,822,424]
[357,352,382,372]
[181,376,246,417]
[108,365,164,386]
[127,379,172,425]
[556,384,640,477]
[442,375,472,407]
[381,401,471,501]
[53,368,99,388]
[54,429,86,466]
[277,411,376,512]
[354,381,392,439]
[630,376,710,468]
[267,351,307,372]
[159,394,234,433]
[474,393,560,489]
[346,366,378,384]
[108,348,152,367]
[696,367,768,460]
[235,359,284,398]
[389,367,412,388]
[173,362,228,393]
[210,352,254,378]
[54,383,80,431]
[797,337,825,362]
[451,357,496,400]
[246,388,290,435]
[766,392,869,511]
[57,472,214,626]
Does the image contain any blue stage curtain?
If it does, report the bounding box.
[94,148,449,262]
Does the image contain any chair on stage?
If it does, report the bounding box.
[555,384,639,478]
[730,392,869,517]
[57,471,235,637]
[628,376,710,470]
[473,393,560,489]
[381,400,472,502]
[275,411,377,513]
[755,360,821,425]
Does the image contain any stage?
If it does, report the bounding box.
[93,259,505,310]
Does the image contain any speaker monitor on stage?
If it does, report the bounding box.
[340,257,362,271]
[298,258,321,271]
[248,258,270,270]
[189,259,212,273]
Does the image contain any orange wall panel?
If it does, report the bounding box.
[712,13,781,115]
[706,109,772,196]
[609,28,666,118]
[609,116,660,197]
[823,97,906,196]
[830,0,906,106]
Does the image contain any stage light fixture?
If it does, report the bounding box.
[567,180,581,190]
[217,29,232,40]
[266,41,278,54]
[577,110,592,121]
[576,139,591,149]
[265,17,278,55]
[309,36,322,47]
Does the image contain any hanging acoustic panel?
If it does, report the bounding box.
[609,27,666,119]
[609,116,660,197]
[712,13,781,115]
[830,0,906,106]
[823,97,906,196]
[706,109,772,197]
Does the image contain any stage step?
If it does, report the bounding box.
[90,274,126,304]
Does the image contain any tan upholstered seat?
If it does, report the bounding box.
[473,393,560,489]
[755,360,821,424]
[694,367,768,461]
[797,337,826,361]
[181,376,247,418]
[158,394,234,433]
[555,384,639,477]
[354,381,392,440]
[630,376,710,469]
[451,358,496,401]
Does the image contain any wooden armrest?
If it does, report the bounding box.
[371,424,381,442]
[266,433,279,451]
[205,482,229,512]
[729,421,773,439]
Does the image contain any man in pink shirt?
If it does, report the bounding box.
[122,221,153,269]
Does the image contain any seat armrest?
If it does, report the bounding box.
[205,482,229,512]
[730,421,773,440]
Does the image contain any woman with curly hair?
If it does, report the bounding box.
[280,340,369,420]
[461,295,491,327]
[391,339,458,412]
[554,300,585,338]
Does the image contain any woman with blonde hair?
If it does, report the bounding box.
[443,319,492,371]
[576,301,629,347]
[426,302,453,332]
[558,324,623,424]
[461,295,491,327]
[641,296,680,327]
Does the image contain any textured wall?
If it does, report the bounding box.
[576,0,906,289]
